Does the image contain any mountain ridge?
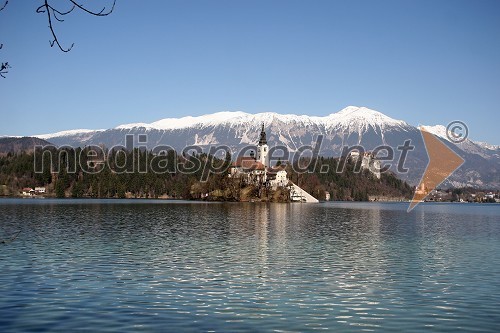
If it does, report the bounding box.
[0,137,53,156]
[8,106,499,188]
[107,106,411,132]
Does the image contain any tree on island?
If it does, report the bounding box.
[0,0,116,78]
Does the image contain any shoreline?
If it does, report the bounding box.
[1,195,498,204]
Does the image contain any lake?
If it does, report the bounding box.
[1,199,499,332]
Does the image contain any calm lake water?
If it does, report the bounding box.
[0,199,499,332]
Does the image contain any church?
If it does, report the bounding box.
[228,124,318,202]
[229,124,288,189]
[228,124,319,202]
[256,123,270,168]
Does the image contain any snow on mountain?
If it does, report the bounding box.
[419,124,499,160]
[33,105,416,163]
[114,111,309,130]
[419,125,449,141]
[25,106,499,188]
[476,141,500,151]
[420,125,499,150]
[29,106,411,146]
[114,106,409,132]
[36,129,104,140]
[25,106,462,158]
[33,129,105,147]
[325,106,410,130]
[116,112,249,130]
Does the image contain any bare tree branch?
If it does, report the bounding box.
[68,0,115,17]
[36,0,116,53]
[51,5,75,22]
[0,62,10,78]
[0,1,8,12]
[1,0,116,78]
[37,2,74,52]
[0,1,7,78]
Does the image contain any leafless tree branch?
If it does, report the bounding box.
[0,1,8,12]
[1,0,115,78]
[68,0,115,17]
[0,1,7,78]
[36,0,116,52]
[0,62,10,78]
[51,5,75,22]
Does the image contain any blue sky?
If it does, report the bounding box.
[1,0,499,144]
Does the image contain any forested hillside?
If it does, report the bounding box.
[0,146,413,201]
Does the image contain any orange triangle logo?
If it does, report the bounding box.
[408,128,465,212]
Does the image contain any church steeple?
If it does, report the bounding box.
[256,123,269,168]
[258,123,267,145]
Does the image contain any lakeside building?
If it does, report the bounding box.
[20,187,46,197]
[34,187,46,194]
[21,188,34,196]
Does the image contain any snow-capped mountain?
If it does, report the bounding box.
[476,142,500,151]
[114,107,411,133]
[27,106,499,188]
[35,129,105,147]
[420,125,500,160]
[103,106,415,150]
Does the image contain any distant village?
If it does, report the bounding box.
[415,184,500,203]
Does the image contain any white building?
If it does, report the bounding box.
[34,187,46,194]
[268,166,288,189]
[21,188,34,196]
[255,123,270,168]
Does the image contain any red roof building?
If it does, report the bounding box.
[231,157,266,171]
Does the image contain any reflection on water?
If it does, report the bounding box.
[0,199,499,332]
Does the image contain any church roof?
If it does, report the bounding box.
[232,157,266,171]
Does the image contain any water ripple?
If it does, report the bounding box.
[1,199,499,332]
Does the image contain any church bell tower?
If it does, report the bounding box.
[256,123,269,168]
